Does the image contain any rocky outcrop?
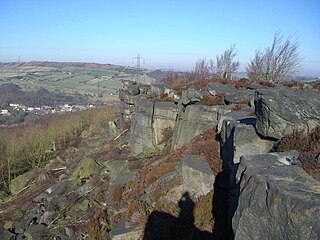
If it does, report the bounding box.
[172,104,219,150]
[180,154,215,197]
[232,153,320,240]
[220,118,274,170]
[180,88,203,105]
[130,99,178,156]
[153,102,177,145]
[224,89,254,105]
[130,99,155,156]
[119,81,153,129]
[216,107,253,133]
[255,88,320,139]
[206,82,236,96]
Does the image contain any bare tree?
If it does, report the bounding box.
[193,58,210,81]
[211,44,240,80]
[247,31,302,82]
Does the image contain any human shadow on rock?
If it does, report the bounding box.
[143,192,212,240]
[212,169,234,240]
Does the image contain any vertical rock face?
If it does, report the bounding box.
[130,99,155,156]
[232,153,320,240]
[119,88,141,129]
[181,154,215,197]
[172,104,219,150]
[153,102,177,145]
[255,88,320,139]
[220,118,274,170]
[130,100,178,156]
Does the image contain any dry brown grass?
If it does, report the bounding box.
[85,209,111,240]
[200,93,225,106]
[194,191,214,230]
[179,128,222,174]
[275,127,320,173]
[112,185,123,203]
[282,81,305,89]
[312,82,320,90]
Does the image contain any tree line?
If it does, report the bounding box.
[165,31,302,84]
[0,83,90,107]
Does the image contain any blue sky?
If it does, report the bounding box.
[1,0,320,75]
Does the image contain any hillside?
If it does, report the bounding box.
[0,61,157,102]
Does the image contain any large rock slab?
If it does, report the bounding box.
[220,118,274,170]
[232,153,320,240]
[106,172,137,204]
[181,154,215,197]
[153,102,177,145]
[150,84,165,97]
[109,221,142,240]
[224,89,254,105]
[104,160,130,183]
[255,88,320,139]
[217,107,253,133]
[70,157,100,181]
[130,99,155,156]
[172,104,219,150]
[180,88,203,105]
[119,89,140,105]
[206,82,236,96]
[10,171,34,194]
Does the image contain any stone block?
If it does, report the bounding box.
[255,88,320,139]
[232,153,320,240]
[181,154,215,197]
[172,104,219,150]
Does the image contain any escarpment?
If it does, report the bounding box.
[0,80,319,240]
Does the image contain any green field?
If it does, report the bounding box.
[0,61,157,102]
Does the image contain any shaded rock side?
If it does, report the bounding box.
[172,104,218,150]
[130,99,155,156]
[181,154,215,197]
[232,153,320,240]
[217,107,253,134]
[255,88,320,139]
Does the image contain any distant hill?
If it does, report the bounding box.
[0,83,88,107]
[0,61,157,102]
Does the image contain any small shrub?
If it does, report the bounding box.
[159,93,174,102]
[234,78,252,89]
[257,80,275,88]
[312,82,320,90]
[85,209,111,240]
[201,93,225,106]
[282,81,304,89]
[180,128,222,173]
[144,161,179,186]
[112,185,123,203]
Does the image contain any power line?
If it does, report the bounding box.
[132,53,145,83]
